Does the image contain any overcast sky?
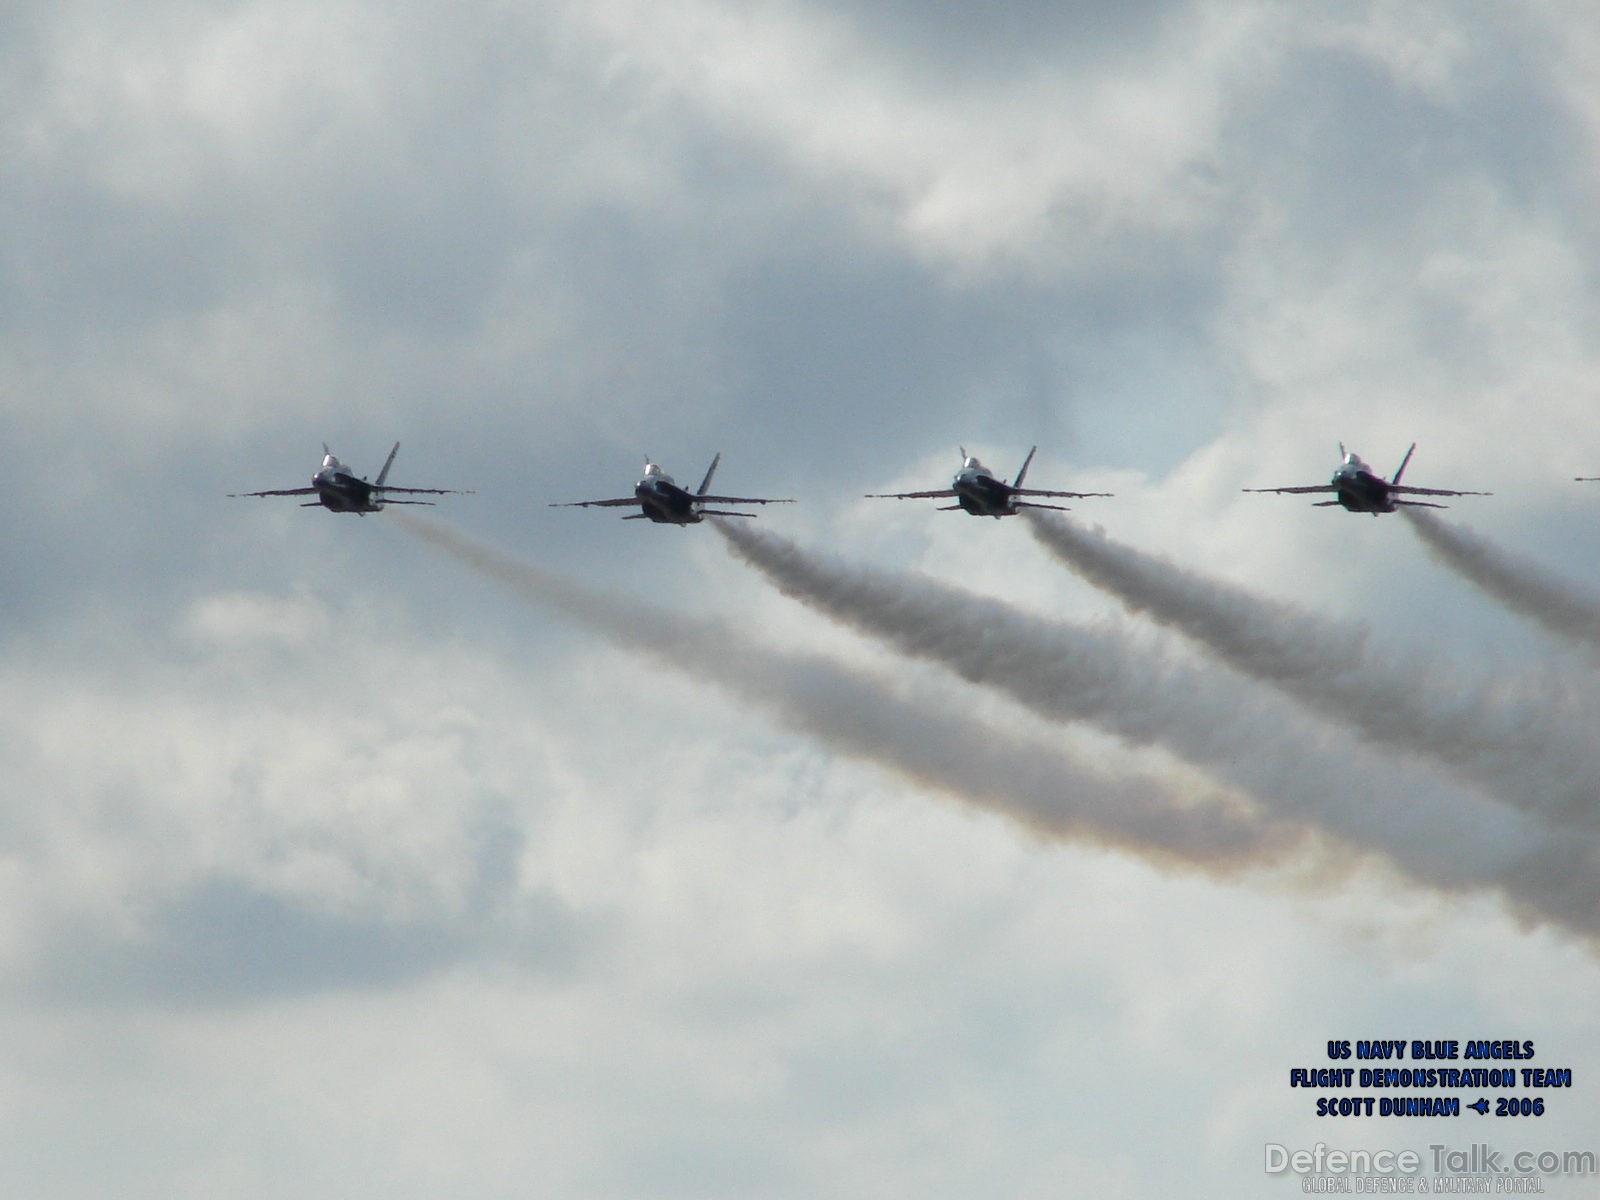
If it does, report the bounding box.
[5,1,1600,1196]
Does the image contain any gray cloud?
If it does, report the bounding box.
[800,0,1182,78]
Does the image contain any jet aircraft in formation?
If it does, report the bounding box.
[229,443,472,514]
[865,446,1112,518]
[550,453,793,525]
[1243,443,1488,514]
[230,440,1511,524]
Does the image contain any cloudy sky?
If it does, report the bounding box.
[5,0,1600,1195]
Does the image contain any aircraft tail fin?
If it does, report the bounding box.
[697,452,722,497]
[1012,445,1038,488]
[375,442,401,488]
[1393,442,1416,485]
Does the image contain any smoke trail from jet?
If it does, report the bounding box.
[1402,509,1600,652]
[711,520,1600,937]
[391,513,1292,876]
[1022,511,1600,834]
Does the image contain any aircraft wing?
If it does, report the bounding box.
[377,486,475,495]
[1242,485,1337,494]
[1390,485,1491,497]
[697,495,794,505]
[1013,487,1114,499]
[865,489,959,500]
[549,497,638,508]
[228,487,318,498]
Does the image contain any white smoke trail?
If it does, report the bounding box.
[392,513,1293,876]
[713,519,1600,938]
[1403,509,1600,652]
[1023,511,1600,836]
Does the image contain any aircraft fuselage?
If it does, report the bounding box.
[634,477,702,524]
[312,464,382,513]
[952,469,1019,517]
[1330,465,1397,514]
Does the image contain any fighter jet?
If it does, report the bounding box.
[551,454,792,524]
[229,443,471,514]
[1244,443,1488,514]
[866,446,1111,518]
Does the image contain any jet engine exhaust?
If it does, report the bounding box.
[393,512,1294,878]
[1403,508,1600,653]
